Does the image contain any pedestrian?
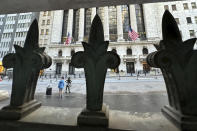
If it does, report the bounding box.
[58,77,64,98]
[65,77,72,93]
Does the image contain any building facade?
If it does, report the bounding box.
[0,12,39,60]
[39,0,197,76]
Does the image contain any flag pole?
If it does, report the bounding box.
[127,5,132,43]
[127,5,131,28]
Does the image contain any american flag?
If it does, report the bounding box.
[65,32,71,45]
[128,26,139,41]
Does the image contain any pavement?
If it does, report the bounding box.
[0,76,167,113]
[0,75,180,131]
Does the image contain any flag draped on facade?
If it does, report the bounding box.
[128,26,139,41]
[65,32,71,45]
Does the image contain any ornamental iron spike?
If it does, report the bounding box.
[1,19,52,119]
[147,10,197,130]
[71,15,120,111]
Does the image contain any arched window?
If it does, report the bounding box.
[142,47,148,55]
[71,50,75,56]
[127,48,132,55]
[58,50,62,57]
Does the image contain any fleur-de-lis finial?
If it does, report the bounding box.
[71,14,120,111]
[147,10,197,130]
[0,19,52,120]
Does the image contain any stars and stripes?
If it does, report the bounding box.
[65,32,71,45]
[128,26,139,41]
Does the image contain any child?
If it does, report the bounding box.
[65,77,72,93]
[58,77,64,98]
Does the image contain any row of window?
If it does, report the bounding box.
[4,24,14,29]
[0,42,10,48]
[13,41,24,47]
[17,23,29,28]
[41,19,50,25]
[175,16,197,24]
[56,47,149,58]
[1,33,12,38]
[6,16,16,21]
[15,32,27,38]
[43,11,51,16]
[0,51,9,58]
[40,29,49,35]
[60,5,146,43]
[18,14,32,20]
[39,39,48,45]
[164,2,197,11]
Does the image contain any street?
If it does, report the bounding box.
[0,76,168,113]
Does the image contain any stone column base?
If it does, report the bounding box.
[77,104,109,127]
[162,105,197,131]
[0,100,41,120]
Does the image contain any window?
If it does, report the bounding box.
[122,5,129,40]
[164,5,169,10]
[189,30,195,37]
[142,47,148,55]
[84,8,91,42]
[109,6,117,41]
[186,17,192,24]
[71,50,75,56]
[195,16,197,24]
[44,39,48,44]
[42,20,45,25]
[183,3,189,10]
[47,19,50,25]
[48,11,51,16]
[127,48,132,55]
[172,5,177,11]
[175,18,180,24]
[62,10,69,43]
[135,4,146,40]
[191,2,197,9]
[43,11,47,16]
[41,29,44,35]
[58,50,62,57]
[72,9,80,42]
[46,29,49,35]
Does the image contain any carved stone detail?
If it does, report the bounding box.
[0,19,52,120]
[147,10,197,131]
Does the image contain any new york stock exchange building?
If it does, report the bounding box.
[38,1,197,76]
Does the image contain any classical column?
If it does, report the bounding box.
[103,6,109,41]
[91,7,96,23]
[66,9,73,38]
[51,10,64,44]
[129,5,138,32]
[116,6,124,41]
[78,8,85,42]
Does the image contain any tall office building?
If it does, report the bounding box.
[38,0,197,76]
[0,12,39,60]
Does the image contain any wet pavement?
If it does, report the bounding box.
[0,92,169,113]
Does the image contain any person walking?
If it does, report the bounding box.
[65,77,72,93]
[58,77,65,98]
